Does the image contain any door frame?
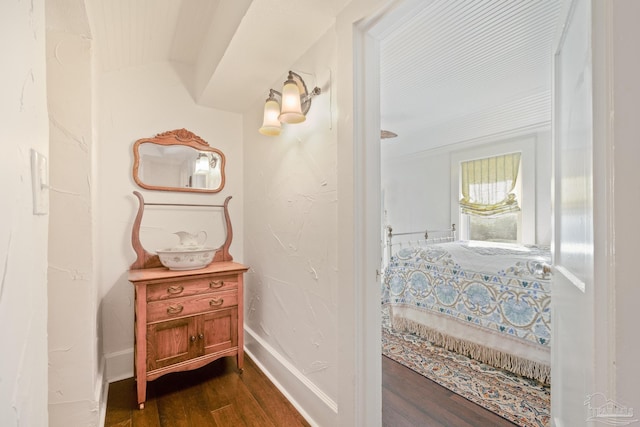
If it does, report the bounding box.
[352,0,616,425]
[350,1,424,425]
[551,0,615,423]
[586,0,616,406]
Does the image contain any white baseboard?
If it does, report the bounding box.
[97,355,109,427]
[104,348,134,383]
[96,358,108,427]
[101,349,130,427]
[244,326,338,427]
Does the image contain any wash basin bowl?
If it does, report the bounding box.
[156,247,215,271]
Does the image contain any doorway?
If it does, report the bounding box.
[351,0,599,425]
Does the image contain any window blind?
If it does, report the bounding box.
[459,152,521,217]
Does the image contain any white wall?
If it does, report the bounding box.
[534,129,552,244]
[0,0,50,426]
[382,127,552,246]
[46,26,101,426]
[243,31,339,426]
[242,2,393,425]
[382,149,451,233]
[96,61,244,381]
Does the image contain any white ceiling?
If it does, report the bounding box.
[380,0,562,156]
[50,0,562,156]
[82,0,350,112]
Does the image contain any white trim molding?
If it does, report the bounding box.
[104,348,134,383]
[244,326,337,427]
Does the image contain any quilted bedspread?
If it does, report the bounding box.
[383,240,552,382]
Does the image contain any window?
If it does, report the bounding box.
[459,152,522,243]
[468,211,520,242]
[450,135,538,244]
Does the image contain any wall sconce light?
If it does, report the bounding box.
[195,152,211,173]
[259,71,321,136]
[194,152,220,173]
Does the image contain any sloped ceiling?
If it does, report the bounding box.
[61,0,561,156]
[380,0,562,156]
[84,0,350,113]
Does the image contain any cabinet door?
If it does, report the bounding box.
[201,307,238,355]
[147,317,198,371]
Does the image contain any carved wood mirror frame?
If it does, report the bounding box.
[132,128,226,193]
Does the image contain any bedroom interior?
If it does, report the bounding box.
[379,1,560,424]
[5,0,640,426]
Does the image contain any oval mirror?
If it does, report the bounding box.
[132,129,225,193]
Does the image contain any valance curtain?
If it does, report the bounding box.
[459,152,521,217]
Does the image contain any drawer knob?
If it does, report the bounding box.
[209,280,224,289]
[166,305,184,315]
[190,335,196,342]
[198,333,204,340]
[167,285,184,295]
[209,298,224,307]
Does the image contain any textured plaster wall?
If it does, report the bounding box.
[46,28,101,426]
[242,2,391,423]
[96,61,244,377]
[243,29,339,409]
[0,0,50,425]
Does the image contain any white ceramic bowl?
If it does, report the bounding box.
[156,247,216,271]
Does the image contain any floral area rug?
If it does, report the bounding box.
[382,305,550,427]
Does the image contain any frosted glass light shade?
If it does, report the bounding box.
[278,79,305,124]
[259,98,282,136]
[194,153,210,173]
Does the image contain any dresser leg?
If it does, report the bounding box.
[136,377,147,410]
[237,349,244,373]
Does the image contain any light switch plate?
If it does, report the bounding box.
[31,149,48,215]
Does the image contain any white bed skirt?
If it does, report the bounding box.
[390,305,551,384]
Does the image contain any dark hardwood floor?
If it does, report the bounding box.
[104,356,310,427]
[105,354,517,427]
[383,356,517,427]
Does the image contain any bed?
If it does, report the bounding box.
[382,225,551,384]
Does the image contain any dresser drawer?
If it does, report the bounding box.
[147,290,238,323]
[146,274,238,302]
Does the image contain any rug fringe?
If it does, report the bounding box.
[392,316,551,385]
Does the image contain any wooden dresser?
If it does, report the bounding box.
[128,262,248,408]
[127,189,246,409]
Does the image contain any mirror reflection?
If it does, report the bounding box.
[132,129,226,193]
[137,143,222,190]
[137,205,226,254]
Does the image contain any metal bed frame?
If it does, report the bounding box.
[385,224,456,264]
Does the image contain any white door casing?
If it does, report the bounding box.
[551,0,615,425]
[355,0,618,425]
[350,1,425,425]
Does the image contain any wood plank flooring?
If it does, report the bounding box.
[382,355,517,427]
[105,354,517,427]
[104,356,310,427]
